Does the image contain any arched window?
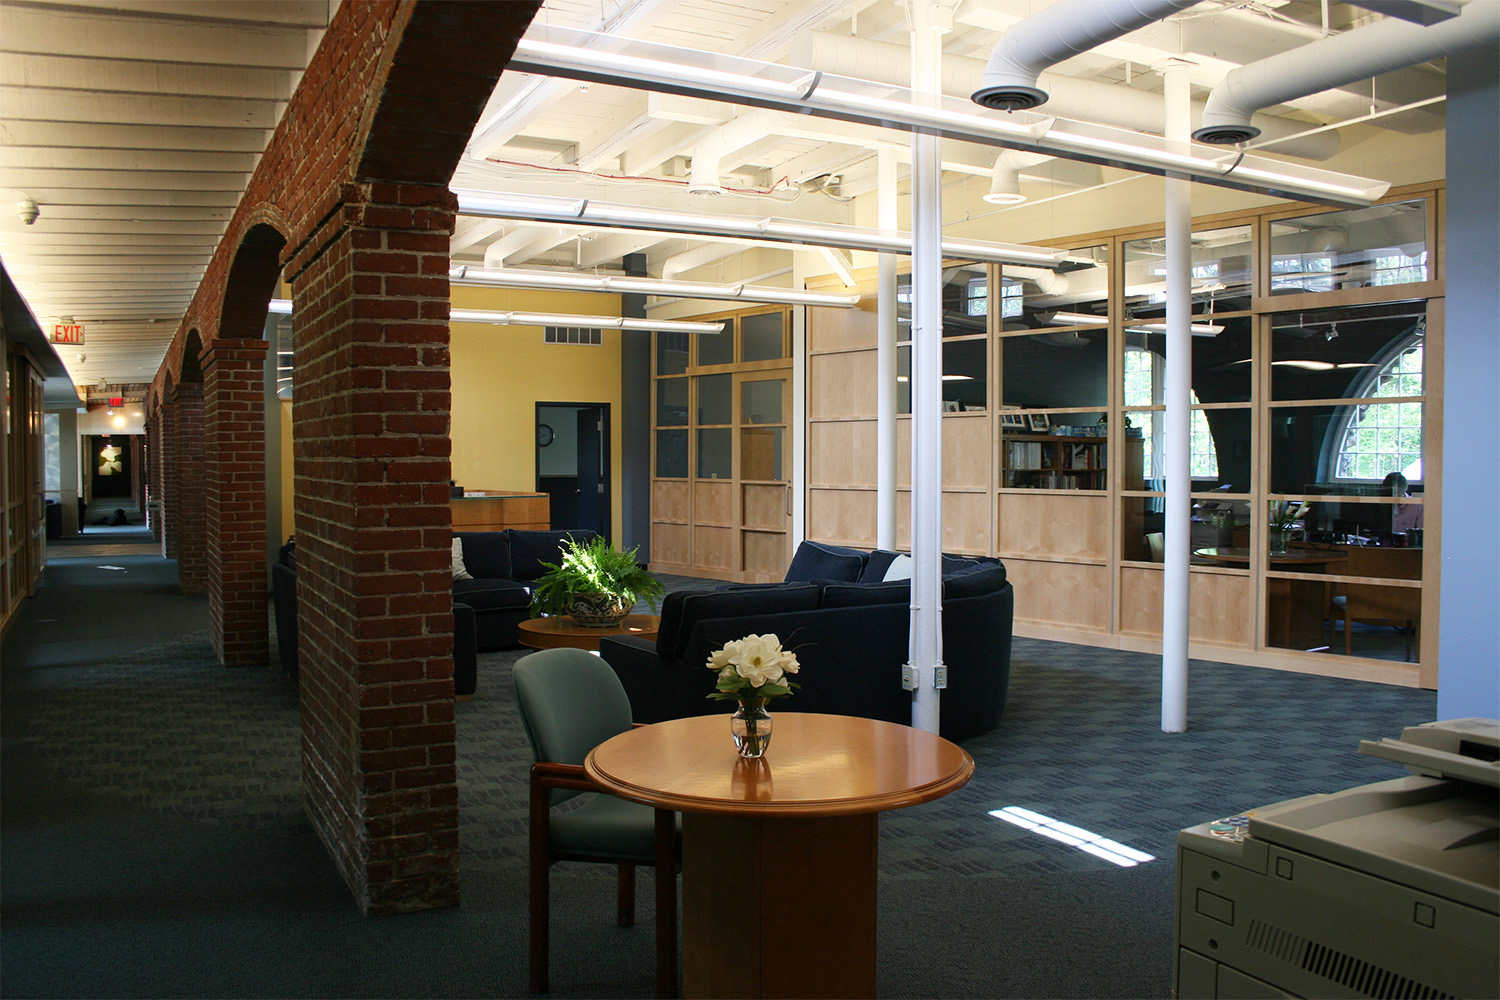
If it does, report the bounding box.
[1333,336,1424,482]
[1124,349,1219,479]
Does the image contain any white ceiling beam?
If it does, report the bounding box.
[0,53,294,101]
[16,190,243,207]
[0,87,281,129]
[0,120,273,152]
[467,0,688,159]
[0,6,314,68]
[2,169,251,192]
[0,221,228,237]
[0,148,261,173]
[7,205,232,220]
[32,0,331,27]
[451,218,507,254]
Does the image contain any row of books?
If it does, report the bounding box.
[1004,441,1107,471]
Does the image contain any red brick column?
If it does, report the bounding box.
[174,381,208,594]
[159,399,179,558]
[204,340,270,666]
[146,409,164,544]
[289,182,458,915]
[130,435,146,514]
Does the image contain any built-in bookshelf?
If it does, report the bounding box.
[1001,433,1130,489]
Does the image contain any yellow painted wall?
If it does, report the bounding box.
[449,284,625,538]
[272,286,626,541]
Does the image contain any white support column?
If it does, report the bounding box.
[877,146,899,551]
[907,1,949,735]
[1161,60,1193,734]
[791,252,811,548]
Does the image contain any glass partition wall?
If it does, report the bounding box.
[798,185,1441,686]
[652,306,792,582]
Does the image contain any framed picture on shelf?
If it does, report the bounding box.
[963,403,985,412]
[942,399,960,412]
[1000,409,1026,428]
[1028,413,1051,432]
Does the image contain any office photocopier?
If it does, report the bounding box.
[1175,719,1499,999]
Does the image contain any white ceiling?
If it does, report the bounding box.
[0,0,1450,397]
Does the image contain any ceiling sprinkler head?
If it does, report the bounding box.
[16,198,39,225]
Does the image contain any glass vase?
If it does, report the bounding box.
[1269,526,1289,556]
[730,698,773,758]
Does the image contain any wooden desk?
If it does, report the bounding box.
[517,614,660,652]
[586,713,974,998]
[450,491,549,532]
[1193,546,1349,650]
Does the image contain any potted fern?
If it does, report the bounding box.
[529,534,665,627]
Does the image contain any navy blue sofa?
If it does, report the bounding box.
[599,541,1013,742]
[451,529,599,650]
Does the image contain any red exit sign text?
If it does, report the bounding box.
[50,322,85,345]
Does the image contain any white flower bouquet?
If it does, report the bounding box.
[705,633,801,703]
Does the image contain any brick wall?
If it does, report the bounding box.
[142,0,542,914]
[204,340,270,666]
[158,397,178,559]
[173,380,207,595]
[289,184,460,914]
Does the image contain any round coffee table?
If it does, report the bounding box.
[516,613,660,651]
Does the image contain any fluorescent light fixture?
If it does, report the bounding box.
[452,308,721,334]
[454,189,1067,265]
[266,299,722,334]
[1271,360,1379,371]
[1127,321,1225,337]
[896,374,974,382]
[988,807,1155,868]
[507,27,1388,208]
[451,266,860,306]
[1046,311,1106,326]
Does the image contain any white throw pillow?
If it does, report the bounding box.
[882,554,913,581]
[452,537,473,580]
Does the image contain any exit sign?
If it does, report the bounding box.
[50,322,85,345]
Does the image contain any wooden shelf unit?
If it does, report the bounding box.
[1002,433,1142,490]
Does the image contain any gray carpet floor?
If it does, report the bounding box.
[1,532,1437,998]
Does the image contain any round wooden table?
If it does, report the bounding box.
[516,613,659,651]
[586,713,974,998]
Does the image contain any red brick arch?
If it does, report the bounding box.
[149,0,543,914]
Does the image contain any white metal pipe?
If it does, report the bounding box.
[1161,63,1192,735]
[1195,0,1500,144]
[972,0,1204,111]
[877,145,898,552]
[909,3,944,737]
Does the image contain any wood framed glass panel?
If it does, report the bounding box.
[1270,200,1428,294]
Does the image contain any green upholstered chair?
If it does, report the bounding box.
[514,647,679,997]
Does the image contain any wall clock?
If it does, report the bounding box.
[536,423,555,447]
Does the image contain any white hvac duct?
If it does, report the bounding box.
[985,150,1053,204]
[1195,0,1500,144]
[1006,264,1069,295]
[791,31,1341,160]
[971,0,1204,111]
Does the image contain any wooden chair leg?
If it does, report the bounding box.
[617,864,636,927]
[529,775,552,994]
[655,808,678,999]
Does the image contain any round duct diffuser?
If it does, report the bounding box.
[971,85,1048,112]
[1191,123,1261,145]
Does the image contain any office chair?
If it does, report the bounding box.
[514,647,679,997]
